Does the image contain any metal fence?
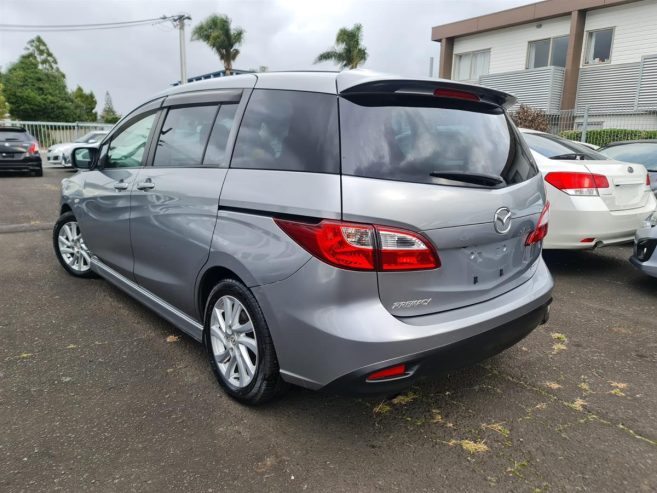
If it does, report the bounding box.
[0,120,114,148]
[513,105,657,148]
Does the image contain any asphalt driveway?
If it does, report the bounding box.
[1,168,655,492]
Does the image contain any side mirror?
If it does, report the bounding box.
[70,147,98,170]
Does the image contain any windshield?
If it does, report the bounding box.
[339,94,538,187]
[600,143,657,171]
[75,132,105,143]
[522,132,607,160]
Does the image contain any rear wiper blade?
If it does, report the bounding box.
[550,153,587,160]
[429,171,506,187]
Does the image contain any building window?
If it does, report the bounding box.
[527,35,569,69]
[453,49,490,81]
[585,28,613,65]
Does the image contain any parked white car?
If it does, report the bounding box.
[520,129,656,250]
[47,131,108,167]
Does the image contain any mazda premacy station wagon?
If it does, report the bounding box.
[54,70,553,404]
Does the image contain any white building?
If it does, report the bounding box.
[432,0,657,129]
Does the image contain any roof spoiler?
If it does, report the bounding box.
[337,71,516,109]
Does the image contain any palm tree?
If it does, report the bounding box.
[192,15,245,75]
[315,24,368,70]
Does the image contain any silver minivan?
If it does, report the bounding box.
[54,70,553,404]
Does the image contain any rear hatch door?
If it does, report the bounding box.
[338,81,546,317]
[0,129,29,160]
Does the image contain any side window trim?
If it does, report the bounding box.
[223,88,253,169]
[163,89,242,107]
[143,108,168,167]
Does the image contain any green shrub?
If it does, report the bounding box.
[560,129,657,147]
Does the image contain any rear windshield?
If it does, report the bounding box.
[0,130,29,142]
[522,132,606,160]
[339,94,537,187]
[600,143,657,171]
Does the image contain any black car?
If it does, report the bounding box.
[599,140,657,196]
[0,127,43,176]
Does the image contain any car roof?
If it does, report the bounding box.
[153,69,517,108]
[602,140,657,148]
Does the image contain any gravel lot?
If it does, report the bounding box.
[1,168,656,492]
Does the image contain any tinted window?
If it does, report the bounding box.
[340,95,538,187]
[203,104,238,166]
[551,36,569,68]
[106,113,157,168]
[601,143,657,171]
[586,28,613,64]
[522,132,606,160]
[231,89,339,173]
[153,105,217,167]
[75,131,104,143]
[0,130,29,141]
[528,39,550,68]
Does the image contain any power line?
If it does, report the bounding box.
[0,16,176,32]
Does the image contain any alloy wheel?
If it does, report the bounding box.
[57,221,91,273]
[209,295,258,388]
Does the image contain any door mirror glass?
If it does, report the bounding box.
[70,147,97,170]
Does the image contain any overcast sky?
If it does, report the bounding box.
[1,0,535,115]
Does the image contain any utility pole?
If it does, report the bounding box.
[169,14,191,85]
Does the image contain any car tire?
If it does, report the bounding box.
[204,278,287,405]
[53,212,96,278]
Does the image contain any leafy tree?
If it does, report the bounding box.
[100,91,121,124]
[71,85,97,122]
[511,105,551,132]
[4,51,78,121]
[25,35,62,74]
[0,81,9,119]
[192,15,245,75]
[315,24,368,69]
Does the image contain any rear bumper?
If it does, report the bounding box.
[629,226,657,278]
[544,195,656,250]
[0,159,42,172]
[253,256,553,392]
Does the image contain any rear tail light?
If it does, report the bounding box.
[433,88,480,102]
[274,219,440,271]
[544,172,609,196]
[367,364,407,381]
[27,143,39,155]
[647,174,651,186]
[525,201,550,246]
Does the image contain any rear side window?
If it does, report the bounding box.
[153,105,217,167]
[231,89,339,173]
[339,95,537,186]
[601,143,657,171]
[203,104,238,167]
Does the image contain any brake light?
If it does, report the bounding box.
[27,143,39,155]
[525,201,550,246]
[433,88,480,102]
[367,364,407,381]
[647,174,651,186]
[274,219,440,271]
[544,172,609,196]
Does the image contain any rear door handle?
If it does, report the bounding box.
[113,181,128,191]
[136,181,155,191]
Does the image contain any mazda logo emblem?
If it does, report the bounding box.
[494,207,512,234]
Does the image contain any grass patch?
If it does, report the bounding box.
[482,422,510,437]
[552,343,567,354]
[551,332,567,342]
[544,381,562,390]
[566,398,587,412]
[448,439,489,454]
[391,391,418,405]
[373,402,392,415]
[507,460,529,478]
[609,388,625,397]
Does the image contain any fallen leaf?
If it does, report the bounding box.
[19,353,32,359]
[391,391,418,405]
[545,381,562,390]
[166,335,180,343]
[567,398,586,412]
[431,410,444,423]
[552,343,567,354]
[551,332,567,342]
[66,344,78,349]
[609,381,628,389]
[609,388,625,397]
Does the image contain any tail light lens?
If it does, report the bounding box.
[525,201,550,246]
[367,364,407,381]
[433,88,480,102]
[647,174,651,187]
[27,143,39,155]
[274,219,440,271]
[544,172,609,196]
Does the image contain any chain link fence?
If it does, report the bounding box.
[0,120,114,148]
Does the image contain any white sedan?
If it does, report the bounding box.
[47,130,108,167]
[520,129,656,250]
